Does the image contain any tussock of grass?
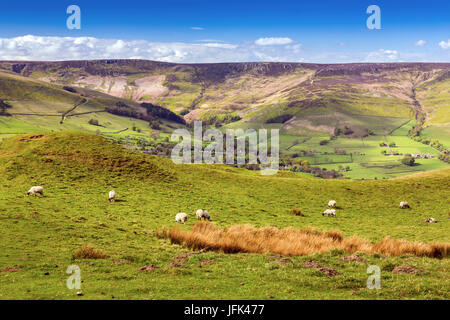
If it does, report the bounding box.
[73,245,109,259]
[372,237,450,258]
[157,222,450,258]
[290,208,304,216]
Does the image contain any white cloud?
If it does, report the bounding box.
[0,35,304,63]
[200,43,238,49]
[255,37,293,46]
[438,39,450,49]
[365,49,399,62]
[2,35,442,64]
[190,27,204,30]
[414,40,426,47]
[196,39,225,43]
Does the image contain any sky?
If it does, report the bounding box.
[0,0,449,63]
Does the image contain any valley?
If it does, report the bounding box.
[0,60,449,179]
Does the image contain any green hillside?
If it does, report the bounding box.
[0,132,448,299]
[2,61,449,132]
[0,70,185,147]
[1,60,449,179]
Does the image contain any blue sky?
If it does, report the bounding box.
[0,0,449,63]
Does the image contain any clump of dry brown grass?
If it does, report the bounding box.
[290,208,304,216]
[372,237,450,258]
[73,245,109,259]
[157,222,450,258]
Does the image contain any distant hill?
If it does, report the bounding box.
[0,68,185,143]
[1,60,449,137]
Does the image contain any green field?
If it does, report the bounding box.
[0,132,449,299]
[223,120,450,179]
[421,125,450,149]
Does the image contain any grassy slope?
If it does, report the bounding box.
[0,71,183,142]
[415,76,450,149]
[0,132,448,299]
[3,61,449,134]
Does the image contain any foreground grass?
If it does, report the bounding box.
[158,222,449,257]
[0,132,448,299]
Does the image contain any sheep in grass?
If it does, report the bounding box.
[27,186,44,197]
[424,217,437,223]
[196,209,211,221]
[108,190,116,202]
[322,209,336,217]
[400,201,410,209]
[176,212,188,224]
[328,200,337,208]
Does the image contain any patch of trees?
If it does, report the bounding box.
[0,100,12,116]
[279,157,343,179]
[106,105,148,122]
[266,114,293,124]
[132,123,142,133]
[115,134,176,155]
[141,103,186,124]
[409,133,449,164]
[401,154,415,166]
[62,86,77,93]
[201,114,242,126]
[438,154,450,164]
[88,119,100,126]
[411,135,448,153]
[334,126,354,136]
[106,101,185,126]
[338,165,351,172]
[149,121,161,130]
[292,165,343,179]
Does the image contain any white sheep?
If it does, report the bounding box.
[176,212,188,224]
[27,186,44,196]
[108,190,116,202]
[400,201,410,209]
[424,217,437,223]
[196,209,211,220]
[322,209,336,217]
[328,200,337,208]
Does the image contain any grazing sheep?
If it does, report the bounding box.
[196,209,211,220]
[328,200,337,208]
[108,190,116,202]
[400,201,410,209]
[27,186,44,196]
[176,212,188,224]
[424,217,437,223]
[322,209,336,217]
